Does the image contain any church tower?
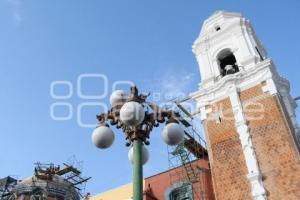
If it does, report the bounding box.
[192,11,300,200]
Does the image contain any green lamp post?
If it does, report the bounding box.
[91,86,184,200]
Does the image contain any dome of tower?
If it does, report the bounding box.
[0,163,90,200]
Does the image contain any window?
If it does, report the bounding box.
[215,25,221,31]
[169,183,193,200]
[217,49,239,77]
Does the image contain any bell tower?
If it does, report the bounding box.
[192,11,300,200]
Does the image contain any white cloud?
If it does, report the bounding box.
[143,67,198,103]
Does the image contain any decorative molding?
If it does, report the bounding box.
[228,87,267,200]
[192,59,272,106]
[247,173,267,200]
[191,59,291,107]
[200,106,212,120]
[164,181,193,200]
[262,78,277,95]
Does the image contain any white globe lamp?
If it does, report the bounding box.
[128,145,149,165]
[92,125,115,149]
[161,122,184,146]
[110,90,127,107]
[120,101,145,126]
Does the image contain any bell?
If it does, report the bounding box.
[225,65,235,74]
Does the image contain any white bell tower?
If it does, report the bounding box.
[192,11,300,200]
[193,11,268,88]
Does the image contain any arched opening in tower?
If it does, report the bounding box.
[217,50,239,77]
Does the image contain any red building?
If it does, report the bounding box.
[144,158,215,200]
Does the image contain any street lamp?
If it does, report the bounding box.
[91,86,184,200]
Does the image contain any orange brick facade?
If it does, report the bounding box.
[204,98,252,200]
[203,84,300,200]
[242,84,300,199]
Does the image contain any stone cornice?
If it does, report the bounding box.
[190,59,289,106]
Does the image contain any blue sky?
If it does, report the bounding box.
[0,0,300,195]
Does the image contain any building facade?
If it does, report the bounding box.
[144,159,214,200]
[90,183,134,200]
[91,158,214,200]
[192,11,300,200]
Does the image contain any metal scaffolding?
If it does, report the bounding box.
[167,98,209,200]
[0,160,90,200]
[0,176,17,199]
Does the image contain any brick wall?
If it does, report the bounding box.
[203,83,300,200]
[203,98,252,200]
[144,159,215,200]
[241,84,300,200]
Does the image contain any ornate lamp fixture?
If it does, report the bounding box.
[91,86,184,200]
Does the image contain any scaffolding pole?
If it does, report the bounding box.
[166,98,210,200]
